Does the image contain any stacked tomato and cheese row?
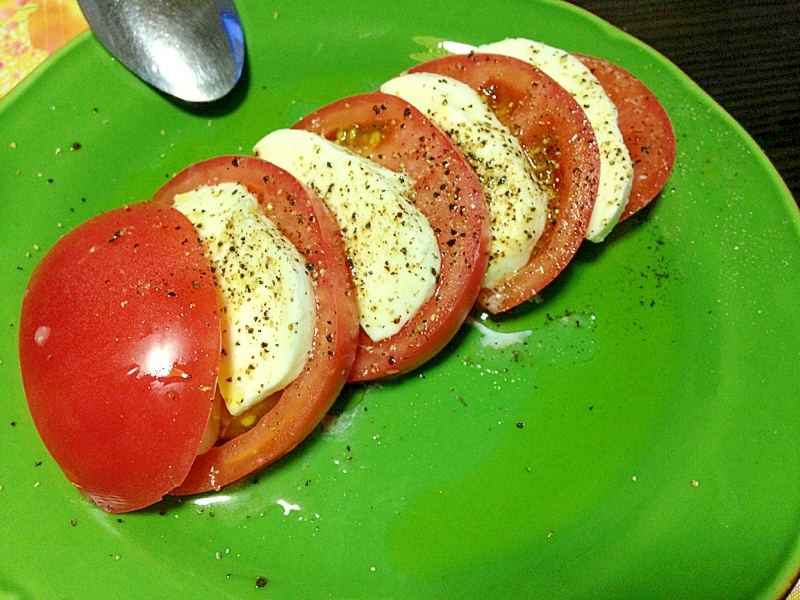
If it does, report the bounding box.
[18,39,675,512]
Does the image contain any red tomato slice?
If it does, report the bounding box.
[293,92,491,382]
[152,156,360,494]
[574,54,676,220]
[407,53,600,313]
[19,203,221,513]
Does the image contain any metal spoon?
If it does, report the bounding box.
[78,0,246,102]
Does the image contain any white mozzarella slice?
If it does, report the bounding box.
[174,183,315,417]
[253,129,439,342]
[380,72,548,288]
[478,38,634,242]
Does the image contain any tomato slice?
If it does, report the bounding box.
[406,53,600,313]
[19,203,221,513]
[574,54,676,220]
[152,156,359,494]
[294,92,491,382]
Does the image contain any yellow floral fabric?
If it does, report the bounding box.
[0,0,87,98]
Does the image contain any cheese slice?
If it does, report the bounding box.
[478,38,634,242]
[381,72,549,288]
[174,182,315,417]
[254,129,440,342]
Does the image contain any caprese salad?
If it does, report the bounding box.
[17,38,675,512]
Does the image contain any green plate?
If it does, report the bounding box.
[2,1,799,598]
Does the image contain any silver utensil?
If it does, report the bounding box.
[77,0,246,102]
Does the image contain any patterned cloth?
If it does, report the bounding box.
[0,0,87,98]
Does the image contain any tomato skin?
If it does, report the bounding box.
[152,156,360,494]
[18,203,221,513]
[294,92,491,381]
[407,53,600,313]
[574,54,676,220]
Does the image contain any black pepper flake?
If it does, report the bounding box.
[256,577,268,588]
[516,422,524,429]
[231,157,240,167]
[71,142,82,151]
[34,460,42,466]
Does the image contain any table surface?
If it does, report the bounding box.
[1,0,799,597]
[571,0,800,205]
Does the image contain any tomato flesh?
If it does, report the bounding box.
[153,156,360,494]
[19,203,221,513]
[294,92,491,381]
[574,54,676,220]
[407,53,600,313]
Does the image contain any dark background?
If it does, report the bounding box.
[569,0,800,206]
